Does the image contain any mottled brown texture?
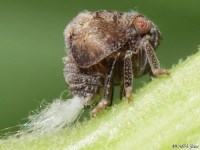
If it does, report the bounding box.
[63,10,169,116]
[64,11,135,68]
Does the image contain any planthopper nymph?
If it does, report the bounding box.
[63,10,169,117]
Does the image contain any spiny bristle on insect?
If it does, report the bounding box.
[22,96,86,134]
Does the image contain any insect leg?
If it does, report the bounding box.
[123,50,133,102]
[91,53,120,117]
[143,37,169,77]
[120,84,125,100]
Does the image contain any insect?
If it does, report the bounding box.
[63,10,169,117]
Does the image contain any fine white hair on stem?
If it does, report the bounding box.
[23,96,85,134]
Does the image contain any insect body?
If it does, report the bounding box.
[63,10,169,117]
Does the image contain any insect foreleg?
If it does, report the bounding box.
[142,36,169,77]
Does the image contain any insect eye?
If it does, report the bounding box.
[133,16,152,34]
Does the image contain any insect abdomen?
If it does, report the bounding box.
[63,53,105,105]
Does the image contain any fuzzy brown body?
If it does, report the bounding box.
[64,10,168,116]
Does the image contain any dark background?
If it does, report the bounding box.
[0,0,200,132]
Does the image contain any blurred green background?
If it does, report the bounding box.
[0,0,200,132]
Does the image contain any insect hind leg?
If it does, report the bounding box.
[91,53,120,117]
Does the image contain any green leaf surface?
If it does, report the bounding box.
[1,50,200,150]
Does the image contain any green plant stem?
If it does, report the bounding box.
[1,50,200,150]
